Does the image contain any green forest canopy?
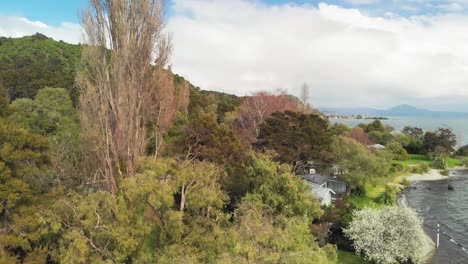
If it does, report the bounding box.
[0,33,242,116]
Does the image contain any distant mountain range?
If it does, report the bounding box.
[319,104,468,117]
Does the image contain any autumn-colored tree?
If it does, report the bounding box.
[77,0,188,193]
[347,127,374,146]
[233,90,299,147]
[148,68,190,157]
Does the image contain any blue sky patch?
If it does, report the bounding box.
[0,0,467,26]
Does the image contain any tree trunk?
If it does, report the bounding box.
[180,183,186,212]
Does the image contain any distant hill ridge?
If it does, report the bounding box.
[0,33,82,102]
[6,34,448,119]
[0,33,242,113]
[320,104,468,117]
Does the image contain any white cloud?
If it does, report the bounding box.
[0,15,81,44]
[168,0,468,110]
[2,2,468,110]
[344,0,381,4]
[438,3,464,11]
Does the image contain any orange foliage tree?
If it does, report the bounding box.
[233,90,299,147]
[348,127,374,146]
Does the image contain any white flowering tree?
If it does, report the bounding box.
[343,206,427,264]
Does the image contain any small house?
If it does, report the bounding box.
[369,144,386,149]
[310,184,335,206]
[301,174,347,195]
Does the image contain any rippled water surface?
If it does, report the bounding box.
[404,170,468,264]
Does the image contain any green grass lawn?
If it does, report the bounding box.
[447,157,463,168]
[346,174,397,209]
[365,181,386,199]
[393,154,463,169]
[345,178,388,209]
[394,154,430,167]
[346,194,381,209]
[337,250,370,264]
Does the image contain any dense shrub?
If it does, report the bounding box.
[386,141,409,161]
[375,186,398,205]
[410,164,430,174]
[351,185,366,197]
[431,158,447,170]
[401,177,411,187]
[455,145,468,156]
[389,163,404,174]
[344,206,426,264]
[462,157,468,167]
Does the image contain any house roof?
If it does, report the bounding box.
[311,185,336,199]
[369,144,386,149]
[301,174,329,185]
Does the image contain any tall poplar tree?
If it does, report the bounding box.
[77,0,188,194]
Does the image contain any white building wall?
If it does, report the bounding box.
[321,193,331,206]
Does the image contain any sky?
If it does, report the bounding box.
[2,0,468,111]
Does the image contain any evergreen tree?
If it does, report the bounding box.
[0,119,50,262]
[255,111,334,172]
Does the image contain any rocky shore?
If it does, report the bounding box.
[404,169,450,182]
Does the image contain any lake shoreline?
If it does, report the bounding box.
[398,167,467,263]
[403,169,450,182]
[397,168,460,263]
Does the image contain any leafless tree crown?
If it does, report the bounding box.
[300,82,311,113]
[77,0,188,194]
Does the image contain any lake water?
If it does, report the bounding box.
[332,115,468,263]
[404,170,468,264]
[329,116,468,146]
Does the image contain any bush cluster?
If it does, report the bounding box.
[410,164,430,174]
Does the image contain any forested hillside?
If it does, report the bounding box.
[0,33,81,103]
[0,33,242,114]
